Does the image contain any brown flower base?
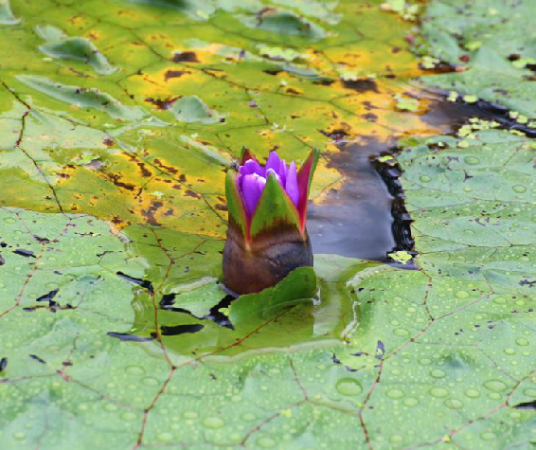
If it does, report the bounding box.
[223,223,313,295]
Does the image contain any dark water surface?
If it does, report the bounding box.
[308,138,395,260]
[307,93,493,261]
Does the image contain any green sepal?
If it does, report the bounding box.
[250,173,301,238]
[225,170,248,237]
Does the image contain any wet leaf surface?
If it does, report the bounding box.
[2,0,536,449]
[420,0,536,119]
[0,0,446,237]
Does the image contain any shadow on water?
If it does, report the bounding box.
[307,94,496,261]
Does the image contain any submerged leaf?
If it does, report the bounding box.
[171,95,223,123]
[0,0,17,24]
[39,36,116,75]
[243,9,327,39]
[18,75,146,121]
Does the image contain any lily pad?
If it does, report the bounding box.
[3,0,536,448]
[420,0,536,118]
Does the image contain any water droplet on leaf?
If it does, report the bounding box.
[336,378,362,396]
[202,417,225,429]
[484,380,507,392]
[429,387,449,398]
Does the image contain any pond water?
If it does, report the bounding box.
[308,90,491,261]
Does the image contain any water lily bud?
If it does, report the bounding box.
[223,148,319,294]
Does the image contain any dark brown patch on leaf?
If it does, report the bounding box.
[172,51,199,63]
[164,70,189,81]
[116,271,154,292]
[159,324,204,336]
[153,158,179,174]
[107,332,154,342]
[34,235,50,244]
[313,78,335,86]
[141,201,164,226]
[36,289,59,303]
[320,128,349,143]
[105,173,136,191]
[136,162,152,178]
[264,69,283,76]
[13,249,36,258]
[185,190,201,199]
[146,97,178,110]
[343,79,379,93]
[285,88,301,95]
[362,113,378,122]
[111,216,124,226]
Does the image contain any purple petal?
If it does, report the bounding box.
[240,159,265,177]
[279,159,288,186]
[285,161,299,207]
[265,152,282,177]
[241,173,266,216]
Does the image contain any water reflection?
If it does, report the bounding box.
[126,251,379,358]
[308,138,395,261]
[308,92,491,261]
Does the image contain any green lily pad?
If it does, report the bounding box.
[394,93,419,111]
[3,0,536,448]
[420,0,536,118]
